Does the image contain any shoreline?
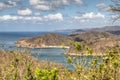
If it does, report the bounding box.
[17,44,105,56]
[17,45,70,49]
[64,53,106,56]
[17,43,106,57]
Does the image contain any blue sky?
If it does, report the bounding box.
[0,0,119,32]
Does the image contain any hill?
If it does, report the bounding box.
[91,26,120,32]
[69,26,120,35]
[17,33,72,48]
[90,26,120,35]
[54,29,84,35]
[16,31,120,55]
[69,31,120,55]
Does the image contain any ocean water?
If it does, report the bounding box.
[0,32,72,68]
[0,32,99,70]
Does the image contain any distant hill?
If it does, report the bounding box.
[69,29,85,35]
[69,26,120,35]
[90,26,120,35]
[107,30,120,35]
[54,29,85,34]
[69,31,120,54]
[17,33,72,48]
[70,31,116,42]
[91,26,120,31]
[54,29,76,33]
[17,31,120,55]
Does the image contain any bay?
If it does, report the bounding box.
[0,32,101,70]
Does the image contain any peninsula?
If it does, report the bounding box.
[17,33,72,48]
[16,31,120,56]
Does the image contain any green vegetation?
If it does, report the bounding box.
[69,31,120,55]
[17,32,120,55]
[0,50,63,80]
[0,41,120,80]
[0,42,120,80]
[17,33,72,48]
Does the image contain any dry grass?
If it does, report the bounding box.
[0,50,63,80]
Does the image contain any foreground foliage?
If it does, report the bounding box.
[0,43,120,80]
[0,50,62,80]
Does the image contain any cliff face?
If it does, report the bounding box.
[17,33,72,48]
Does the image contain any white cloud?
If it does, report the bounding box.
[0,3,6,9]
[0,13,63,22]
[74,12,105,23]
[74,12,105,20]
[17,8,32,16]
[96,3,110,11]
[111,15,120,19]
[29,0,50,10]
[0,15,17,20]
[34,5,50,10]
[7,1,16,7]
[0,15,42,21]
[29,0,83,11]
[61,0,69,5]
[29,0,39,5]
[0,1,16,10]
[44,13,63,21]
[82,12,105,19]
[34,13,41,16]
[96,3,106,8]
[75,0,83,4]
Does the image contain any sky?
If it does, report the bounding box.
[0,0,120,32]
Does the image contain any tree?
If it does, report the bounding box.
[111,0,120,12]
[110,0,120,20]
